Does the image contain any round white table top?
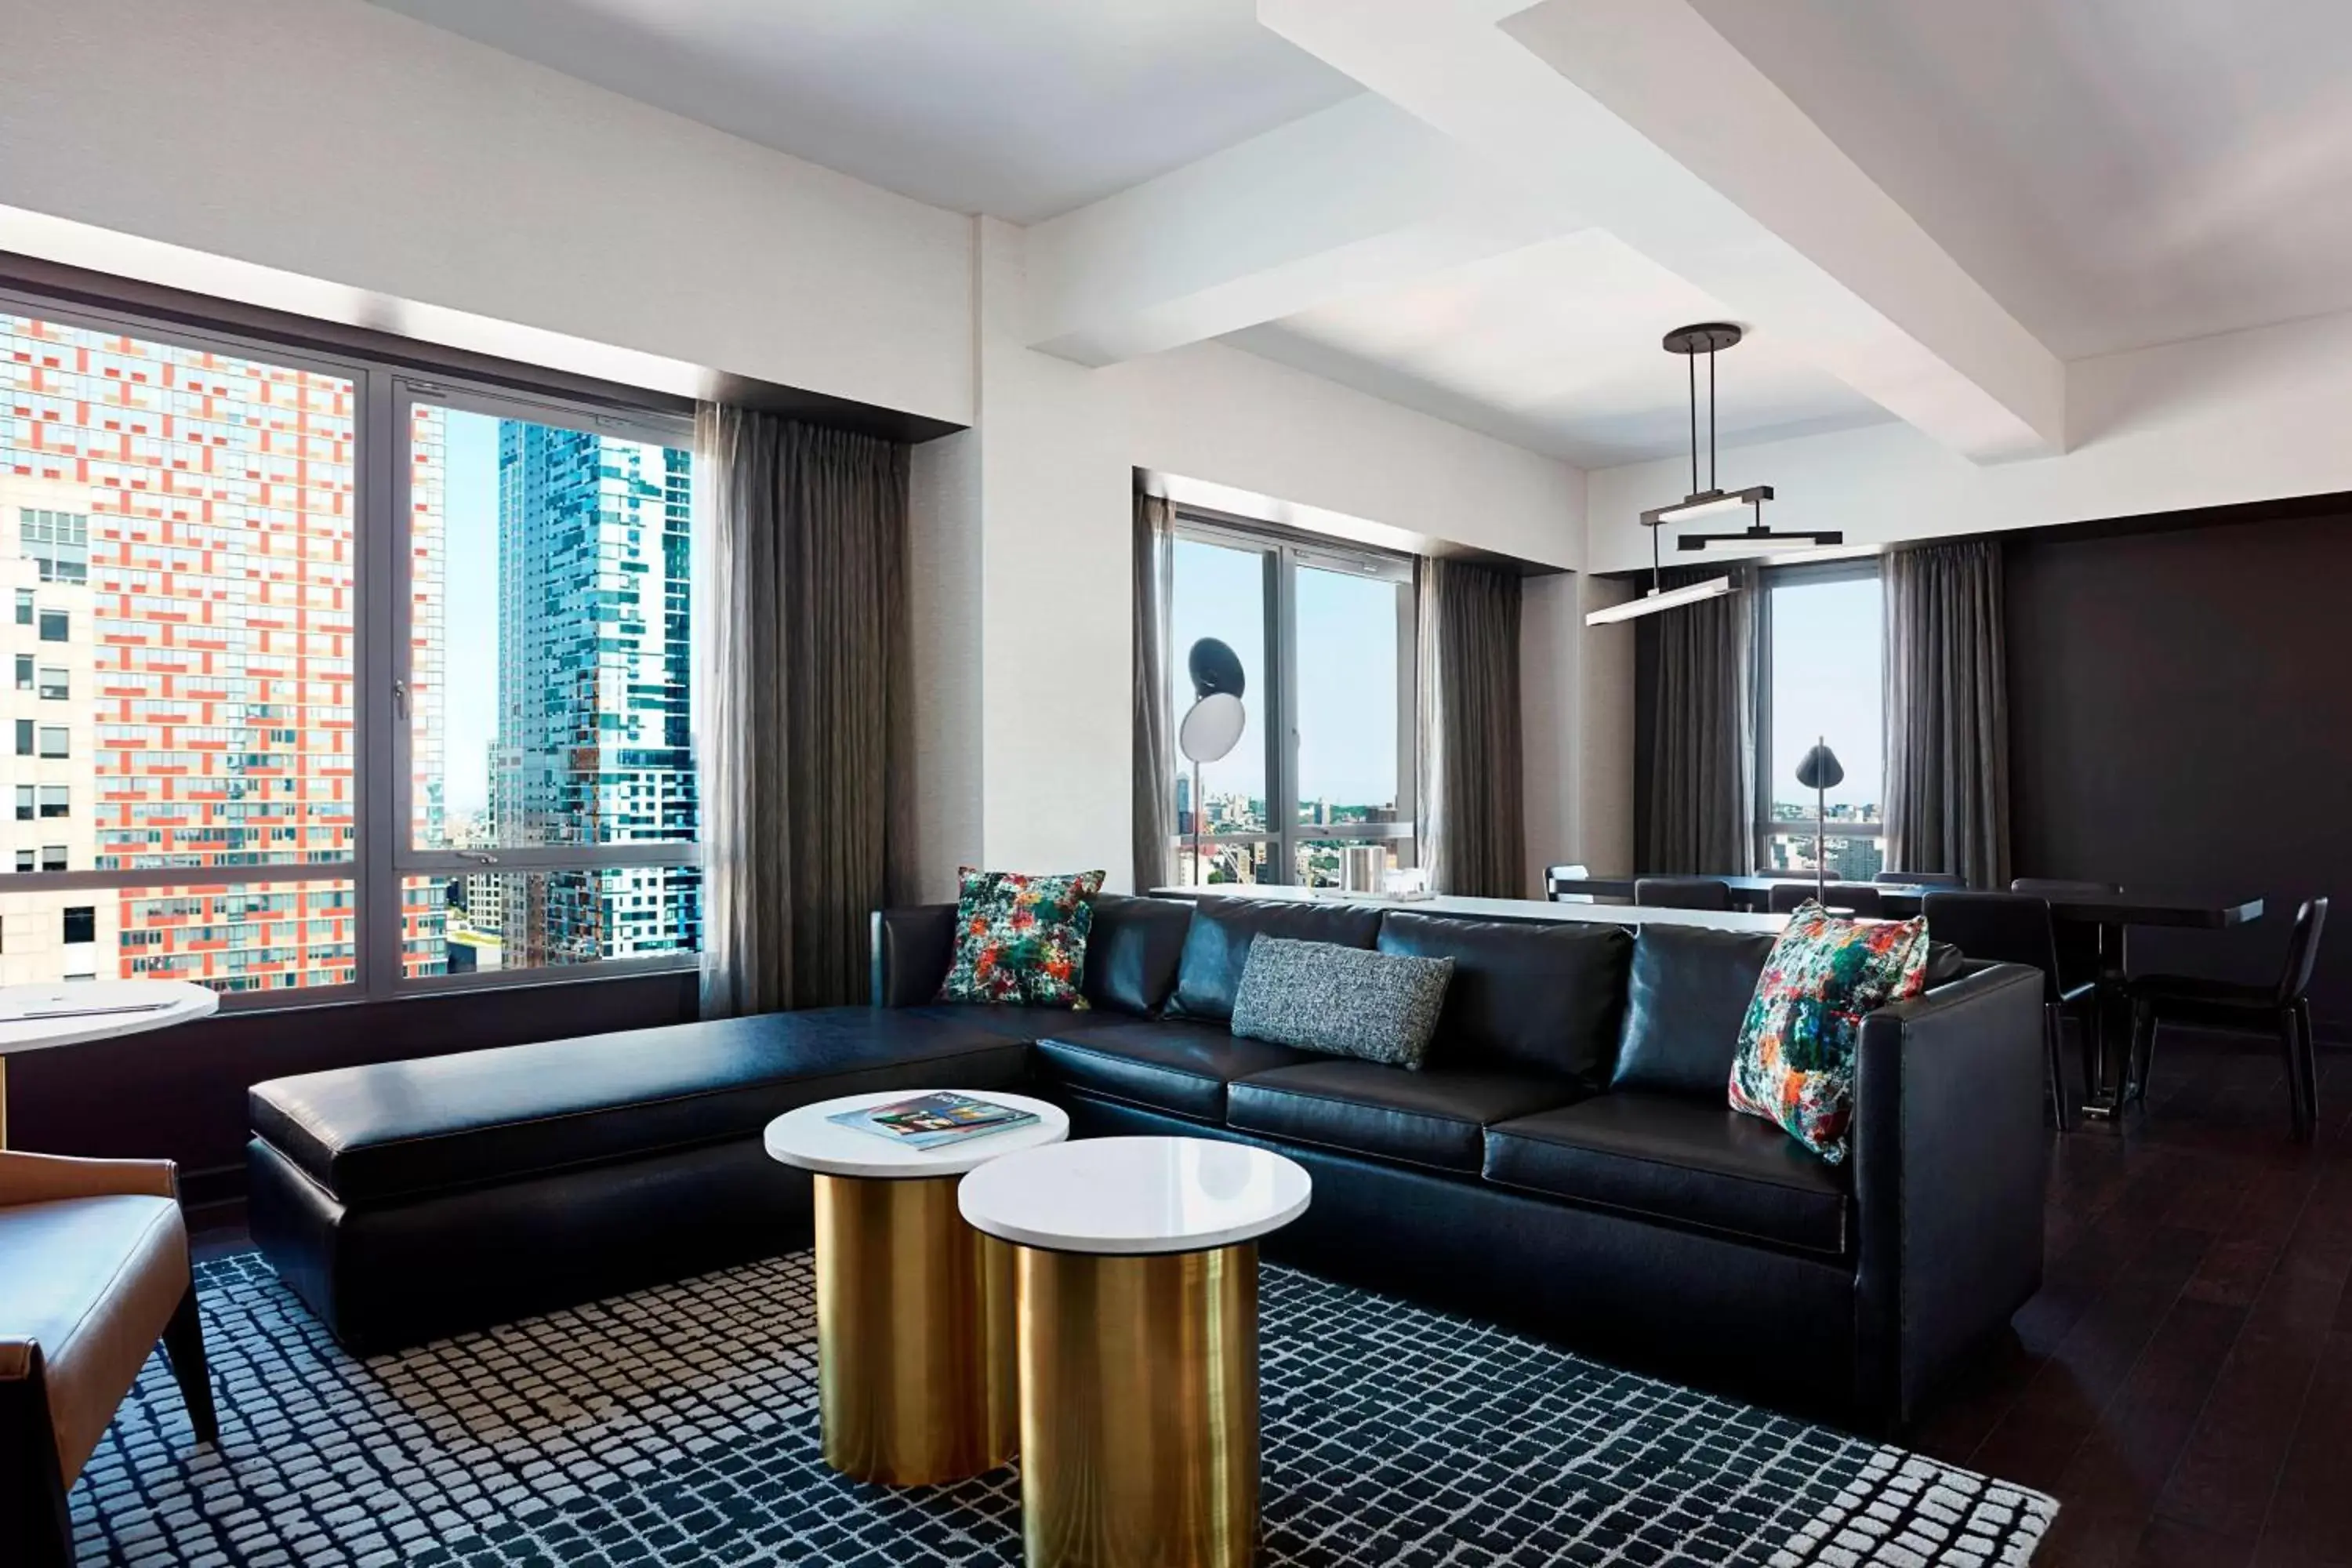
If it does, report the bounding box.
[0,980,220,1055]
[957,1135,1312,1256]
[763,1090,1068,1179]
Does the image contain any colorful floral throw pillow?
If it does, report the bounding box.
[1727,899,1932,1163]
[936,867,1106,1008]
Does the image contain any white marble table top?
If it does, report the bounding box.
[957,1135,1312,1255]
[0,980,220,1055]
[763,1089,1068,1179]
[1153,882,1798,934]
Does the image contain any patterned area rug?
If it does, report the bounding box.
[73,1251,2054,1566]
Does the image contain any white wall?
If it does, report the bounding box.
[1586,308,2352,571]
[0,0,975,425]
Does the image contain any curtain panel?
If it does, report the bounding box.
[1642,566,1759,876]
[1131,492,1177,894]
[1884,539,2010,887]
[695,405,913,1015]
[1417,557,1526,897]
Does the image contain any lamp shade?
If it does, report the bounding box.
[1186,637,1247,700]
[1178,692,1246,764]
[1795,742,1844,792]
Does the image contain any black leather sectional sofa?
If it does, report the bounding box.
[249,894,2047,1429]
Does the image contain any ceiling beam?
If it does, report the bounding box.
[1022,93,1577,367]
[1261,0,2066,462]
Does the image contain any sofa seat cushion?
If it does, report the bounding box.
[0,1193,189,1480]
[250,1008,1029,1204]
[1228,1060,1585,1173]
[1483,1092,1850,1257]
[1031,1021,1319,1121]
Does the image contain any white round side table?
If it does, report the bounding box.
[763,1088,1065,1486]
[0,980,220,1149]
[958,1135,1312,1568]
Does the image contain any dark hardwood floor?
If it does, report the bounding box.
[181,1029,2348,1566]
[1909,1027,2352,1568]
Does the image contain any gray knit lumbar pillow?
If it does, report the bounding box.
[1230,938,1454,1070]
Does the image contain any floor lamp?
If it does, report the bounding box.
[1795,739,1844,903]
[1178,638,1247,885]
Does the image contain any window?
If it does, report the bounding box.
[13,786,31,821]
[0,307,701,1001]
[1165,517,1417,887]
[1758,563,1885,880]
[62,907,94,946]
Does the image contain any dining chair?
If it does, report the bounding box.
[1923,891,2099,1131]
[1544,864,1594,904]
[1876,871,1965,889]
[2,1152,217,1566]
[1633,877,1733,912]
[2127,898,2328,1142]
[1767,882,1886,917]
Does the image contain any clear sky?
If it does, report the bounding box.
[439,408,501,818]
[1767,574,1883,810]
[1169,537,1404,808]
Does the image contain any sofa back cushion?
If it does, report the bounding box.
[1080,895,1196,1016]
[1610,925,1777,1098]
[1377,913,1632,1084]
[1169,898,1384,1022]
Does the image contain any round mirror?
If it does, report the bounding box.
[1178,692,1246,764]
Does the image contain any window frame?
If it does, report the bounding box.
[1166,511,1419,887]
[1753,557,1886,877]
[0,284,703,1008]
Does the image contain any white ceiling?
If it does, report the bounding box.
[1690,0,2352,361]
[1227,234,1895,469]
[364,0,1359,223]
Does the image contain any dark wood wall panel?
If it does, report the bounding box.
[2005,510,2352,1036]
[5,972,699,1204]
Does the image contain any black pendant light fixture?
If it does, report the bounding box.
[1588,323,1840,626]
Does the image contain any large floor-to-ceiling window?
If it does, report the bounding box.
[0,297,699,1001]
[1757,561,1884,879]
[1166,515,1417,887]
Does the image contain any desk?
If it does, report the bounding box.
[1153,883,1797,935]
[0,980,220,1148]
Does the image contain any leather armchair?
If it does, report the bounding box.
[1,1152,218,1568]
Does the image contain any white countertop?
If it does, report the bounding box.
[957,1135,1312,1255]
[764,1089,1068,1178]
[1152,883,1795,935]
[0,980,220,1055]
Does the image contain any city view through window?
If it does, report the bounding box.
[0,313,699,994]
[1764,571,1885,880]
[1167,531,1414,887]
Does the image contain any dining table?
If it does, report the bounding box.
[1541,874,2267,1117]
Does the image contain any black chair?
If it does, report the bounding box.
[2009,878,2117,992]
[1544,863,1594,903]
[2127,898,2328,1142]
[1634,877,1732,912]
[1877,871,1965,889]
[1924,891,2099,1131]
[1767,882,1886,917]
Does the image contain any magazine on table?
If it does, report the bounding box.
[828,1091,1039,1150]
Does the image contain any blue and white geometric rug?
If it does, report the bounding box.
[73,1250,2054,1566]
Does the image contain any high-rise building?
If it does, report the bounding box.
[0,316,443,990]
[490,420,697,966]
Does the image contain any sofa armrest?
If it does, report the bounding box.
[0,1151,178,1207]
[869,905,959,1007]
[1851,960,2047,1429]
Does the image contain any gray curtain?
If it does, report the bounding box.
[695,405,913,1016]
[1644,566,1758,875]
[1132,492,1176,893]
[1418,557,1526,896]
[1884,539,2009,887]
